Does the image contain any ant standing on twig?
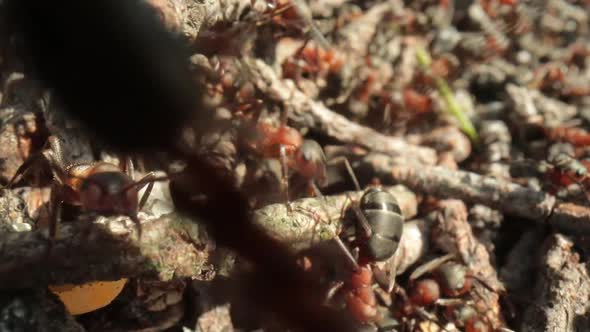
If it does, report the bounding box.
[322,182,404,327]
[5,135,165,242]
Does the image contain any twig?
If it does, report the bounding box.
[362,153,590,234]
[0,185,418,289]
[246,59,438,165]
[521,234,590,332]
[337,1,399,56]
[253,185,418,250]
[0,213,212,289]
[429,199,504,329]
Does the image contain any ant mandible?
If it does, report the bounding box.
[6,136,163,241]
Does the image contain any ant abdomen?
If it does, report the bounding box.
[359,188,404,261]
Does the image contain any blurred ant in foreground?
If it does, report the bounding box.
[6,136,164,241]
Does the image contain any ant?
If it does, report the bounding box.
[240,104,359,210]
[396,254,501,332]
[257,0,331,48]
[544,126,590,147]
[5,136,164,241]
[542,153,589,190]
[327,186,405,326]
[282,39,344,84]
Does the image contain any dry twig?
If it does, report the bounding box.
[430,199,504,328]
[0,185,420,288]
[0,213,212,288]
[521,234,590,332]
[363,153,590,234]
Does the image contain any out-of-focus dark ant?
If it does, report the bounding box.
[5,136,165,241]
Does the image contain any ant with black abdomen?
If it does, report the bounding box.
[5,136,166,242]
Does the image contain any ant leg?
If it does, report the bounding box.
[324,280,344,304]
[122,155,135,181]
[128,172,167,210]
[387,255,399,293]
[279,145,292,212]
[137,173,157,210]
[327,156,361,191]
[309,182,359,271]
[47,184,63,254]
[348,194,372,238]
[5,152,44,188]
[334,234,360,271]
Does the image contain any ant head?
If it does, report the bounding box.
[409,278,440,307]
[294,139,327,184]
[435,262,470,297]
[80,172,138,216]
[276,126,303,152]
[298,140,325,162]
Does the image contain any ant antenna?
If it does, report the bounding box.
[327,156,361,192]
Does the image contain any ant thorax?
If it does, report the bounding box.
[76,165,137,216]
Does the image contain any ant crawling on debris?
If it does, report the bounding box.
[542,153,590,191]
[5,135,164,241]
[393,254,500,332]
[325,185,404,328]
[240,105,359,210]
[544,125,590,147]
[282,39,344,84]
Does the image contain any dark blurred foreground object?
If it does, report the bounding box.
[3,1,355,331]
[4,0,202,152]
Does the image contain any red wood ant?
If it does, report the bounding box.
[346,265,379,324]
[398,254,497,331]
[241,105,361,210]
[257,0,331,48]
[282,40,344,84]
[402,87,433,115]
[543,153,589,189]
[544,126,590,147]
[6,136,163,240]
[242,115,320,208]
[538,153,590,205]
